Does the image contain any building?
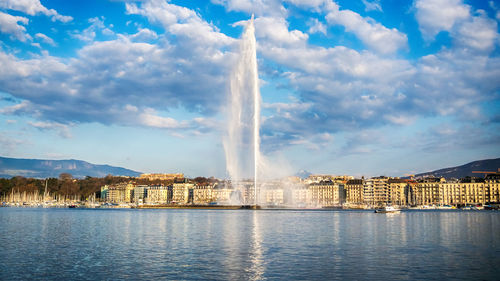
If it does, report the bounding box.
[102,182,135,203]
[486,174,500,203]
[345,179,364,205]
[193,184,216,204]
[304,175,353,185]
[387,179,408,205]
[213,187,233,204]
[100,185,108,201]
[287,185,308,206]
[405,181,418,206]
[146,185,171,204]
[172,183,194,204]
[439,180,461,205]
[308,181,345,207]
[415,177,491,206]
[459,179,487,205]
[263,188,284,206]
[133,185,148,204]
[363,177,389,206]
[415,178,442,206]
[139,173,184,181]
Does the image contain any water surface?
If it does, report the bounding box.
[0,208,498,280]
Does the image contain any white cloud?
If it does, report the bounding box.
[72,17,114,42]
[284,0,329,11]
[28,121,72,138]
[414,0,470,40]
[35,33,55,46]
[455,12,498,52]
[409,48,500,118]
[126,0,235,47]
[0,0,498,156]
[211,0,286,17]
[253,17,308,46]
[0,0,72,22]
[250,8,499,151]
[325,3,407,54]
[362,0,382,12]
[0,1,235,133]
[0,11,31,41]
[138,109,188,129]
[307,18,327,35]
[129,28,158,42]
[0,100,31,114]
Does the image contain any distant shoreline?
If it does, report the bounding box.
[136,204,260,210]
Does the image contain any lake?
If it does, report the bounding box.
[0,208,499,280]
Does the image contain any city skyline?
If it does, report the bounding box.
[0,0,499,178]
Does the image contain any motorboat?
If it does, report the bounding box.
[374,206,401,213]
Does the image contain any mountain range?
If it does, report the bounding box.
[0,156,498,180]
[414,157,500,179]
[0,156,141,179]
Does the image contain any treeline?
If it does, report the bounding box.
[0,173,182,200]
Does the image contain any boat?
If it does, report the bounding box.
[437,205,455,209]
[374,206,401,213]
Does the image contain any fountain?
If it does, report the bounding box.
[224,15,261,206]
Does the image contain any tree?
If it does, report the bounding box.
[59,173,73,181]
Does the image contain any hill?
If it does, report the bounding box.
[0,156,142,179]
[414,158,500,179]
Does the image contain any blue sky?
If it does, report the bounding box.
[0,0,499,178]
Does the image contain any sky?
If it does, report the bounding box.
[0,0,499,178]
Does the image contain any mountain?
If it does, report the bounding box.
[414,158,500,179]
[0,156,142,179]
[295,169,312,179]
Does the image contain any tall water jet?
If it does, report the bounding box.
[224,15,261,205]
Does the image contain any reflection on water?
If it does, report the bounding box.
[248,211,264,281]
[0,209,499,281]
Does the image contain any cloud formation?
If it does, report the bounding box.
[0,11,30,41]
[325,2,407,54]
[0,0,498,165]
[0,0,72,22]
[414,0,469,40]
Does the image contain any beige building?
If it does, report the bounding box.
[305,175,353,184]
[308,182,344,207]
[460,182,487,205]
[438,181,461,205]
[388,179,408,205]
[102,183,135,203]
[139,173,184,181]
[213,188,233,203]
[263,189,284,206]
[290,186,308,206]
[416,178,490,206]
[146,185,171,204]
[415,179,441,206]
[486,175,500,203]
[172,183,194,204]
[363,177,389,206]
[345,179,364,204]
[193,185,215,204]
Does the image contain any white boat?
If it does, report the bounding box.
[374,206,401,213]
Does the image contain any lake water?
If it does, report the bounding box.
[0,208,499,280]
